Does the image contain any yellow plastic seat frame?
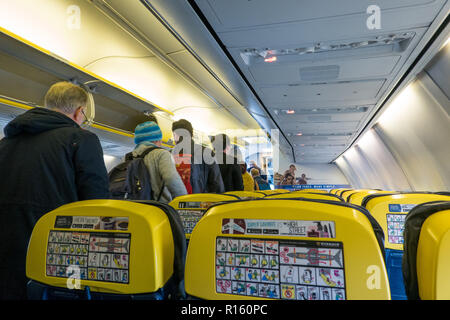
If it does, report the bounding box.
[417,207,450,299]
[224,191,266,200]
[348,190,392,206]
[266,192,343,202]
[364,193,450,250]
[26,200,176,295]
[185,199,390,300]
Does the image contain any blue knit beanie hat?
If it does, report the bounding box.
[134,121,163,144]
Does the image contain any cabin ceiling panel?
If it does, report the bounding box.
[198,0,442,31]
[259,80,385,104]
[247,55,401,85]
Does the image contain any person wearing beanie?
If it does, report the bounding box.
[171,119,224,194]
[132,121,187,203]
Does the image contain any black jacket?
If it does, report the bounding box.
[215,153,244,192]
[0,108,109,298]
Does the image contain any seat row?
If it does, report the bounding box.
[25,188,450,300]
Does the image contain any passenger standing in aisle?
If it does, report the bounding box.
[132,121,187,203]
[0,81,110,299]
[211,134,244,192]
[171,119,224,194]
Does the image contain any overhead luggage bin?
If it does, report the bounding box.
[26,200,186,300]
[403,201,450,300]
[169,194,239,239]
[363,193,450,300]
[185,199,389,300]
[224,191,266,200]
[266,192,344,202]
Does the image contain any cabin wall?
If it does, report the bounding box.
[336,45,450,192]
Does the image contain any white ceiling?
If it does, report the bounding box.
[189,0,448,163]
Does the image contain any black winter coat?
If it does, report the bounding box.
[215,153,244,192]
[0,107,110,299]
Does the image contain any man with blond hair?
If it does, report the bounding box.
[0,81,110,299]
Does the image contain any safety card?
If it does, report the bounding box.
[178,209,206,234]
[215,237,346,300]
[178,201,218,234]
[386,203,416,244]
[46,231,131,284]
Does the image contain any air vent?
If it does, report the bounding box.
[299,65,339,82]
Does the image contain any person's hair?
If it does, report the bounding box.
[250,168,260,177]
[172,119,193,136]
[146,113,158,123]
[211,133,230,153]
[44,81,88,114]
[283,173,294,181]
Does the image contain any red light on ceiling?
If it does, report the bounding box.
[296,132,303,136]
[264,56,277,63]
[286,109,295,114]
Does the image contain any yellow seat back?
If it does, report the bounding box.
[266,192,343,202]
[185,199,389,300]
[348,190,392,206]
[272,189,291,193]
[256,190,285,195]
[341,190,358,201]
[294,189,329,194]
[224,191,266,200]
[337,189,353,197]
[416,205,450,299]
[364,193,450,250]
[169,194,239,239]
[26,200,177,295]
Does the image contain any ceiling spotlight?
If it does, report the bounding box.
[286,109,295,114]
[296,132,303,136]
[264,56,277,63]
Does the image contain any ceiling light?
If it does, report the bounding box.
[264,56,277,63]
[286,109,295,114]
[296,133,303,136]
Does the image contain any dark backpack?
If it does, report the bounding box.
[108,146,165,201]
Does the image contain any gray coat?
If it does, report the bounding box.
[132,143,187,203]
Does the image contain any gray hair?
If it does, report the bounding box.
[44,81,88,114]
